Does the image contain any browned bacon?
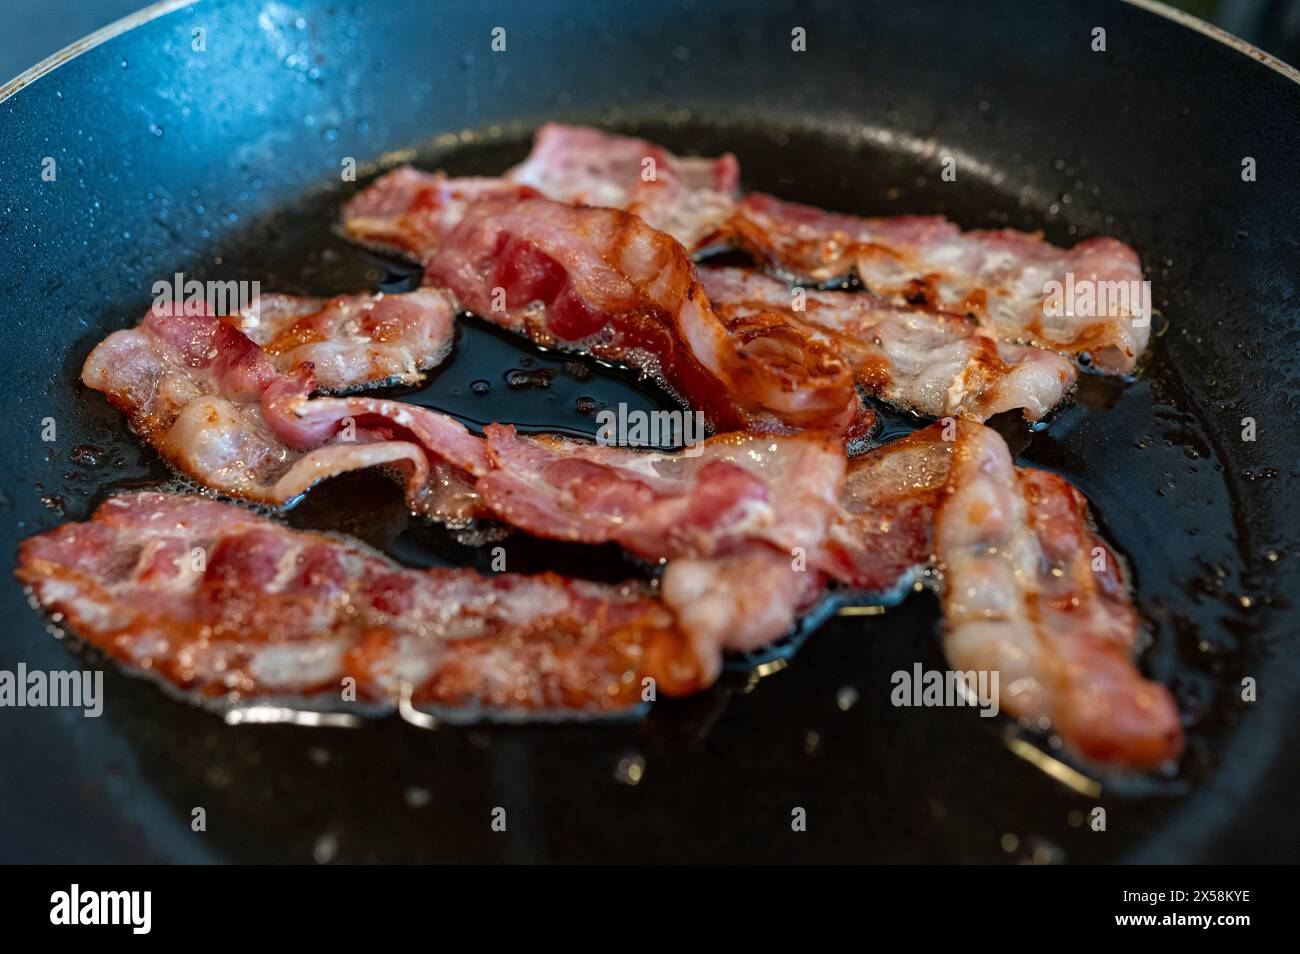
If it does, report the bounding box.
[936,423,1182,768]
[424,197,866,436]
[701,265,1076,422]
[16,493,705,710]
[504,122,740,250]
[726,193,1150,372]
[820,420,1182,768]
[234,289,455,392]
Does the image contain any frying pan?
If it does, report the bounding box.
[1,0,1297,864]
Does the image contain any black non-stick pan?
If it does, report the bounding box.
[1,0,1297,863]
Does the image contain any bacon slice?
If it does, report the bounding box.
[344,162,866,437]
[475,426,843,677]
[233,289,455,392]
[425,196,865,435]
[934,422,1183,768]
[814,420,1182,768]
[504,122,740,250]
[16,493,704,711]
[726,193,1150,372]
[701,265,1076,422]
[81,303,487,523]
[342,169,539,261]
[477,425,843,559]
[85,300,849,548]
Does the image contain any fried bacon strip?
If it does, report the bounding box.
[726,193,1150,372]
[84,303,848,552]
[504,122,740,250]
[346,178,866,435]
[233,289,455,392]
[935,423,1182,768]
[81,302,487,522]
[818,420,1182,768]
[431,197,866,434]
[474,427,844,678]
[16,493,704,710]
[345,161,867,438]
[700,265,1076,422]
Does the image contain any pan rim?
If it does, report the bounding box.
[1,0,1298,108]
[0,0,197,102]
[1125,0,1300,86]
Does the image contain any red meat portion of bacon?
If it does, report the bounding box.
[504,122,740,250]
[425,196,866,436]
[15,493,705,710]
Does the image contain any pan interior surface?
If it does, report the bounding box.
[0,0,1296,863]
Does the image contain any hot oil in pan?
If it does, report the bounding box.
[107,121,1263,805]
